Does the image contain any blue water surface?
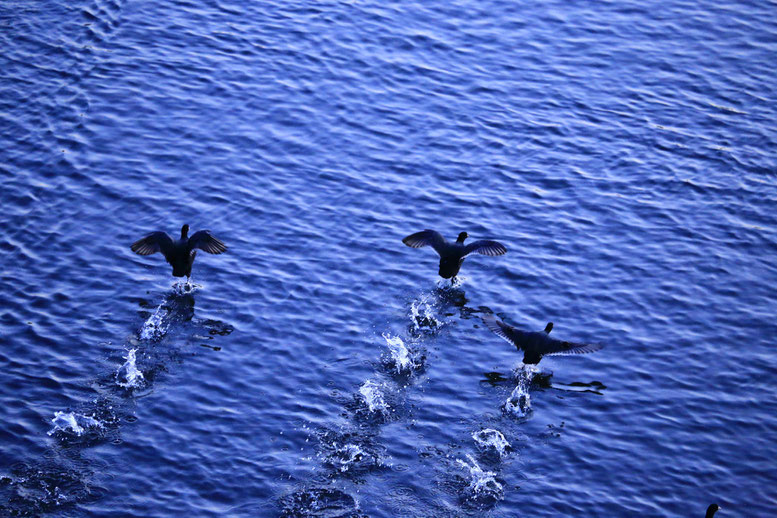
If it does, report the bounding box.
[1,0,776,516]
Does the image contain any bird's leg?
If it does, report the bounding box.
[185,275,192,292]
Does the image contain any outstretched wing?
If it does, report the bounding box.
[481,314,523,348]
[188,230,227,254]
[131,232,173,257]
[464,240,507,257]
[544,339,603,356]
[402,229,446,254]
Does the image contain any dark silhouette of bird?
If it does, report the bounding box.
[402,230,507,282]
[706,504,720,518]
[131,224,226,278]
[481,314,602,365]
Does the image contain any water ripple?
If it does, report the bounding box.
[2,0,776,515]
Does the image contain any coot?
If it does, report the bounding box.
[402,230,507,282]
[131,224,226,278]
[482,314,602,365]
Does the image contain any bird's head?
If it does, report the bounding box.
[706,504,721,518]
[456,231,468,243]
[181,224,190,238]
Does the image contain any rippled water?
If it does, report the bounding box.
[1,0,776,516]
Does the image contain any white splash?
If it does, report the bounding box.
[358,380,389,415]
[472,429,511,457]
[139,303,169,341]
[437,277,466,289]
[504,384,531,417]
[382,333,413,373]
[410,294,441,330]
[504,365,537,417]
[48,411,103,436]
[329,443,366,473]
[116,349,145,388]
[457,453,503,498]
[514,363,539,379]
[171,281,200,295]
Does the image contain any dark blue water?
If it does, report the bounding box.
[1,0,776,516]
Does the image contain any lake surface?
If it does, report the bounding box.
[1,0,776,516]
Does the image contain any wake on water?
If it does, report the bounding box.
[47,287,191,438]
[0,282,234,515]
[286,282,573,515]
[285,288,449,514]
[138,282,198,341]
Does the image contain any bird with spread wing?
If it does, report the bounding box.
[131,224,226,279]
[481,314,602,365]
[402,229,507,282]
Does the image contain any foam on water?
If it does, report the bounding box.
[472,429,511,458]
[48,411,104,437]
[116,349,145,389]
[456,453,504,501]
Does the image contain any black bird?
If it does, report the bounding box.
[482,314,602,365]
[402,230,507,282]
[706,504,720,518]
[131,224,226,278]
